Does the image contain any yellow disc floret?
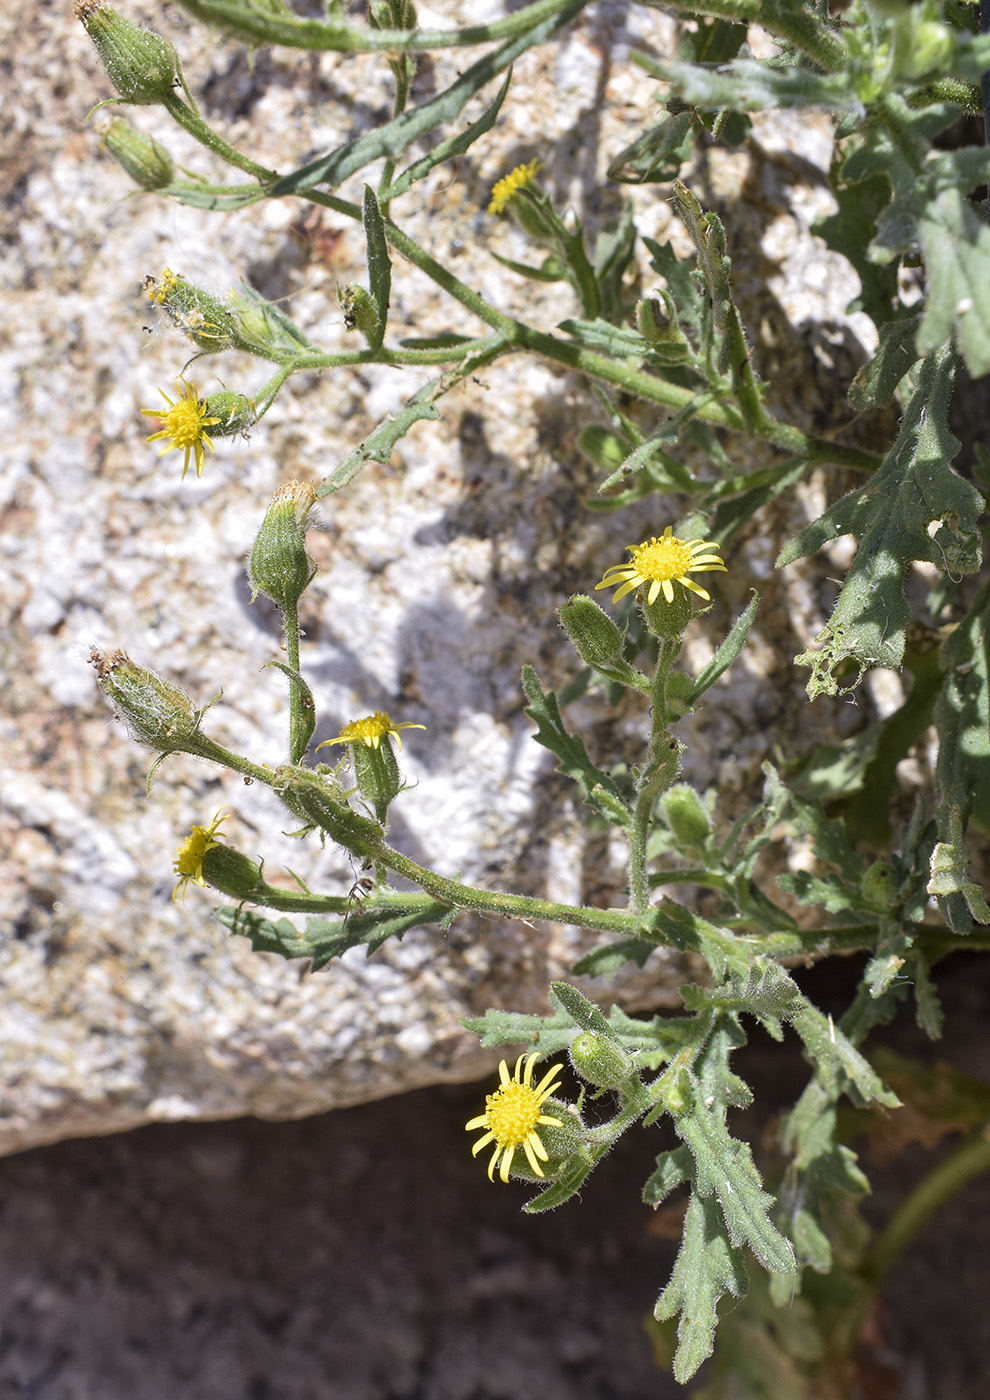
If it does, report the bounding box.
[172,809,227,903]
[142,375,220,480]
[487,158,543,216]
[318,710,426,752]
[595,526,727,606]
[465,1053,564,1183]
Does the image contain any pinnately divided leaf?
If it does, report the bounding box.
[780,344,983,697]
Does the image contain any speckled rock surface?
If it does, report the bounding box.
[1,0,874,1157]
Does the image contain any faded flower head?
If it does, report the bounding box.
[142,376,220,479]
[465,1053,564,1183]
[172,810,227,903]
[318,711,425,753]
[487,158,543,216]
[595,527,727,606]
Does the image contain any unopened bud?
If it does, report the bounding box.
[353,739,402,825]
[199,843,266,900]
[273,765,385,859]
[75,0,183,106]
[636,294,691,363]
[248,480,317,611]
[102,118,174,188]
[558,595,649,690]
[569,1030,634,1089]
[662,784,711,852]
[204,391,255,441]
[338,284,382,345]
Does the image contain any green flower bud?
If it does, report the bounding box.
[660,1067,691,1117]
[74,0,183,106]
[90,648,201,753]
[144,268,237,353]
[558,595,648,691]
[203,391,255,441]
[273,765,385,859]
[859,860,896,913]
[101,118,174,189]
[569,1031,634,1090]
[338,284,382,345]
[662,784,711,853]
[635,294,691,364]
[353,738,402,825]
[577,425,628,474]
[198,842,266,900]
[248,480,317,612]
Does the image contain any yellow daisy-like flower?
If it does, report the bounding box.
[487,157,543,216]
[318,711,426,752]
[141,376,220,480]
[172,809,227,903]
[595,526,727,606]
[465,1053,564,1183]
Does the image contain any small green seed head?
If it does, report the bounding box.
[90,648,199,751]
[144,268,237,352]
[101,118,174,189]
[248,480,317,611]
[198,843,266,900]
[353,738,402,825]
[203,391,255,441]
[75,0,183,106]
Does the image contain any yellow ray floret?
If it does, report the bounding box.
[142,375,220,480]
[595,526,727,606]
[487,158,543,216]
[317,711,425,752]
[172,809,227,903]
[465,1052,564,1183]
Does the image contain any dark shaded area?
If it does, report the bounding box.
[1,957,989,1398]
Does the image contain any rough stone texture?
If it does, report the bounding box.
[2,0,874,1156]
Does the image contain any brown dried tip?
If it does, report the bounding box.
[88,647,126,680]
[74,0,105,19]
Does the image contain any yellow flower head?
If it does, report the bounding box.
[318,711,426,752]
[145,267,180,305]
[465,1053,564,1183]
[487,158,543,216]
[141,376,220,480]
[595,527,727,606]
[172,809,227,903]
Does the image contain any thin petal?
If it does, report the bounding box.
[487,1145,501,1181]
[498,1060,512,1088]
[534,1064,563,1096]
[522,1139,545,1176]
[471,1132,495,1157]
[465,1114,489,1131]
[538,1113,563,1127]
[499,1145,515,1182]
[680,577,711,600]
[527,1132,549,1162]
[661,578,674,603]
[610,579,639,603]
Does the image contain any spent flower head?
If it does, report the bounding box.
[488,158,543,216]
[465,1053,564,1183]
[318,711,425,753]
[142,376,220,479]
[595,527,727,606]
[172,810,228,903]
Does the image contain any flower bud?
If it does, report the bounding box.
[198,843,266,900]
[569,1031,634,1090]
[558,595,649,690]
[859,859,896,913]
[273,765,385,859]
[203,391,255,441]
[662,784,711,853]
[74,1,183,106]
[101,118,174,189]
[636,294,691,364]
[248,481,317,612]
[338,284,382,346]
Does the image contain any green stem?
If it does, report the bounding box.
[866,1122,990,1285]
[282,595,308,764]
[162,93,276,183]
[176,0,588,52]
[629,634,683,914]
